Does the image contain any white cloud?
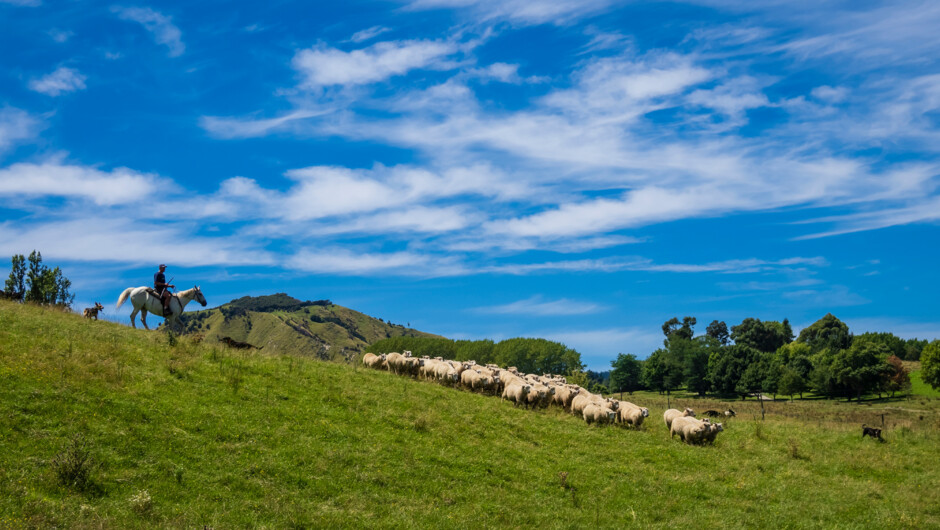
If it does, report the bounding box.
[287,248,453,276]
[404,0,617,25]
[480,256,827,276]
[474,295,606,316]
[0,219,272,266]
[28,67,87,96]
[292,39,458,88]
[349,26,391,43]
[0,160,166,205]
[199,109,328,139]
[112,6,185,57]
[0,108,41,153]
[810,85,848,103]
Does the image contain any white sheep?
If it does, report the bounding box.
[362,353,387,370]
[663,407,696,429]
[583,402,618,425]
[502,381,532,408]
[670,416,710,444]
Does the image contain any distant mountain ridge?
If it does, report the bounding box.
[178,293,438,361]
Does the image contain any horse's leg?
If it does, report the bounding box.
[141,310,149,330]
[129,308,139,329]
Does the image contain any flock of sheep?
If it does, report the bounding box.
[362,351,725,445]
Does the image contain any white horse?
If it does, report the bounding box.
[115,286,207,331]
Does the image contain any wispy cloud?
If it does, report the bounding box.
[0,159,167,206]
[0,108,41,154]
[112,6,185,57]
[473,295,606,316]
[348,26,391,43]
[292,39,458,88]
[404,0,617,26]
[28,67,87,96]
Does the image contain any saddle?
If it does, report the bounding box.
[146,288,178,316]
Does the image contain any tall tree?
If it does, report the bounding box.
[797,313,852,352]
[708,344,757,397]
[920,340,940,391]
[731,318,791,353]
[662,316,696,343]
[643,348,684,395]
[705,320,730,345]
[855,332,906,360]
[4,254,26,300]
[610,353,643,394]
[831,341,891,401]
[882,355,911,397]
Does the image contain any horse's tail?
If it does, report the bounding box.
[116,287,134,309]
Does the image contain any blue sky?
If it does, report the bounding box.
[2,0,939,369]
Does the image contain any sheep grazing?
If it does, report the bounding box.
[362,353,387,370]
[670,416,711,444]
[614,401,650,428]
[583,403,618,425]
[663,408,696,429]
[703,422,724,444]
[83,302,104,320]
[502,381,532,408]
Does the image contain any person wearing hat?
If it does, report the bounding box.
[154,264,175,317]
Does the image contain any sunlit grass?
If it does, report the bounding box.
[1,300,939,528]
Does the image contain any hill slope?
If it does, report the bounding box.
[176,293,438,362]
[2,300,939,527]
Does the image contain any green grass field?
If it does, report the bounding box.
[2,300,939,528]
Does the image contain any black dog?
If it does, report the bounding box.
[702,410,722,417]
[862,425,883,441]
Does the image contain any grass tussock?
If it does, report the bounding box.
[1,299,940,528]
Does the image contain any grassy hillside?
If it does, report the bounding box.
[2,300,940,528]
[176,293,438,362]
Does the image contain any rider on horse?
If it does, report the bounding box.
[154,264,175,317]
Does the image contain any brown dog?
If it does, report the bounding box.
[83,302,104,320]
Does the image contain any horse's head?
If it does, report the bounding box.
[193,286,207,307]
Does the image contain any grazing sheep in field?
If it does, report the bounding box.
[670,416,710,444]
[551,384,580,410]
[362,353,387,370]
[570,391,596,416]
[502,381,532,408]
[703,422,723,444]
[583,403,618,425]
[614,401,649,427]
[385,352,405,374]
[664,408,696,429]
[402,357,421,377]
[434,362,459,385]
[525,383,554,409]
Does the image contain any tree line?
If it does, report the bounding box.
[3,251,74,308]
[610,314,940,401]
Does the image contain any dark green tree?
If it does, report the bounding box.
[643,348,684,395]
[7,251,75,308]
[797,313,852,352]
[707,344,757,397]
[705,320,730,345]
[831,341,891,401]
[920,340,940,391]
[778,367,808,401]
[610,353,643,394]
[662,316,696,343]
[854,332,906,360]
[673,336,713,396]
[902,338,928,361]
[731,318,791,353]
[4,254,26,300]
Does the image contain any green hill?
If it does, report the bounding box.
[175,293,438,362]
[2,300,940,527]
